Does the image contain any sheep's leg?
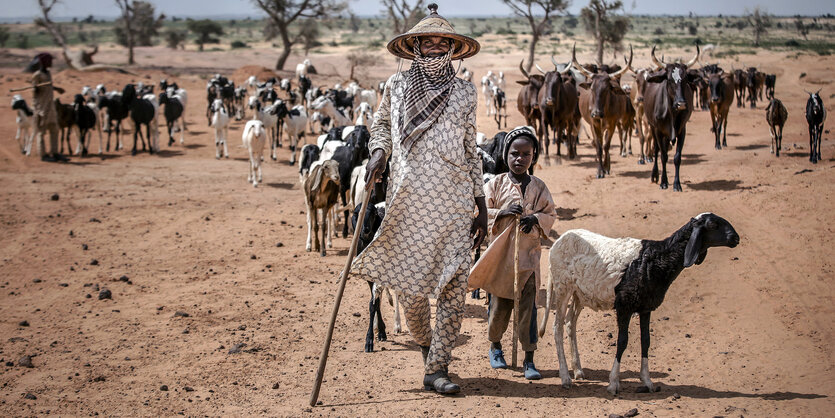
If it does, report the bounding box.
[552,292,572,388]
[256,150,263,183]
[365,281,378,352]
[179,118,185,144]
[374,285,387,342]
[223,128,229,158]
[215,130,221,159]
[776,124,783,157]
[341,192,349,239]
[638,311,654,393]
[311,208,320,253]
[567,295,585,380]
[608,310,632,396]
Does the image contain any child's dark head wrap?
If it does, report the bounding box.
[502,125,540,168]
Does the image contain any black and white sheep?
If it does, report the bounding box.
[805,91,826,164]
[122,84,159,155]
[538,213,739,395]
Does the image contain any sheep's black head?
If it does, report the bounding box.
[684,213,740,268]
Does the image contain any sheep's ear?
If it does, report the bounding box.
[683,225,704,268]
[310,165,324,192]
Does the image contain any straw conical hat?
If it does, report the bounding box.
[386,3,480,61]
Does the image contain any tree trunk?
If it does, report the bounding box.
[526,32,538,74]
[128,44,134,65]
[595,9,603,66]
[275,25,293,70]
[754,29,760,47]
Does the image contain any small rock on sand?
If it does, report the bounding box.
[18,355,34,368]
[98,289,112,300]
[228,343,246,354]
[24,393,37,400]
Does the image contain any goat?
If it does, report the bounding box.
[270,100,308,164]
[805,91,827,164]
[210,99,230,159]
[296,58,312,79]
[539,213,739,394]
[299,143,320,184]
[234,86,248,120]
[354,102,373,127]
[481,73,496,116]
[459,67,473,82]
[310,111,331,134]
[96,93,127,152]
[242,120,267,187]
[248,97,278,156]
[160,79,188,128]
[304,160,341,256]
[158,91,185,147]
[477,131,509,176]
[351,202,403,352]
[122,84,159,155]
[311,96,353,127]
[54,98,76,155]
[765,98,788,157]
[11,95,34,155]
[72,94,98,156]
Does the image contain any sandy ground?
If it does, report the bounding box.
[0,44,833,417]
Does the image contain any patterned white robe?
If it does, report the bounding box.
[350,71,483,299]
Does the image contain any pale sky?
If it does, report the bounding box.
[1,0,832,20]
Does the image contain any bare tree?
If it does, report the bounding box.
[746,6,771,47]
[253,0,347,70]
[580,0,629,66]
[35,0,132,73]
[380,0,426,35]
[794,16,809,40]
[346,49,377,83]
[113,0,137,64]
[114,1,165,48]
[503,0,569,74]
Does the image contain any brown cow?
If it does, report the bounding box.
[746,67,765,108]
[643,45,700,191]
[707,69,735,149]
[766,98,788,157]
[627,65,655,165]
[732,68,747,108]
[535,58,578,158]
[573,44,632,178]
[516,60,544,139]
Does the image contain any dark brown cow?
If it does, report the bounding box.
[617,98,636,157]
[707,69,735,149]
[765,98,788,157]
[535,58,578,158]
[516,60,544,139]
[643,45,701,191]
[573,44,633,178]
[746,67,762,108]
[732,68,747,108]
[765,74,777,99]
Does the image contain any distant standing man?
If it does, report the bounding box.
[351,4,485,394]
[25,52,66,162]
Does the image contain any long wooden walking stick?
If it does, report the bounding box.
[309,185,375,407]
[9,82,53,93]
[511,214,521,368]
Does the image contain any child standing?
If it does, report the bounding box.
[472,126,556,380]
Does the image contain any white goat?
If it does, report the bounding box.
[242,120,267,187]
[460,67,473,82]
[249,97,277,157]
[11,95,34,155]
[481,73,496,116]
[210,99,229,159]
[354,102,373,127]
[311,96,352,127]
[282,104,309,165]
[296,58,312,79]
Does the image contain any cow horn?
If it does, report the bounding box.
[650,45,664,70]
[551,55,559,69]
[685,44,700,67]
[571,43,594,78]
[610,45,632,79]
[535,63,547,75]
[519,60,530,79]
[559,60,573,75]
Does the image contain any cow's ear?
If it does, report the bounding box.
[516,80,529,86]
[646,70,666,83]
[579,82,591,89]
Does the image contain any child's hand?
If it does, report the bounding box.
[520,215,538,233]
[498,204,523,218]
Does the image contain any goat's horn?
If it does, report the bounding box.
[610,45,632,79]
[571,43,594,78]
[685,44,700,67]
[650,45,664,70]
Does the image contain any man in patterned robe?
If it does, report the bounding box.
[350,4,486,395]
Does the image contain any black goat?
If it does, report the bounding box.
[54,98,76,155]
[73,94,97,156]
[205,83,217,126]
[325,88,354,117]
[97,94,128,152]
[298,144,320,183]
[806,91,826,164]
[298,75,312,105]
[331,125,370,238]
[477,131,509,176]
[159,91,184,146]
[122,84,157,155]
